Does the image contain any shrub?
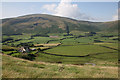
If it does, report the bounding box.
[18,54,36,61]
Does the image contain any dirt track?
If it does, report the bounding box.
[1,53,118,70]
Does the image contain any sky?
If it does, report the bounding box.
[1,0,119,22]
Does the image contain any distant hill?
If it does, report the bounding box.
[1,14,118,35]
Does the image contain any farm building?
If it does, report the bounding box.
[49,36,59,38]
[19,46,30,53]
[19,47,26,53]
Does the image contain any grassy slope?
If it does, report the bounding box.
[2,14,118,35]
[2,54,118,78]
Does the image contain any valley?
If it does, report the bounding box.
[1,14,119,78]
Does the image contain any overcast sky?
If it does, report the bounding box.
[1,0,118,22]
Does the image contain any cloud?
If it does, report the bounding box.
[41,0,96,21]
[42,4,57,13]
[113,15,118,20]
[112,8,120,20]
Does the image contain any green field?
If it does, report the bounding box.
[2,32,119,78]
[45,44,116,56]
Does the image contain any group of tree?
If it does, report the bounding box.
[31,33,49,37]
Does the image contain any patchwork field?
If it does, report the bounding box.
[2,32,119,78]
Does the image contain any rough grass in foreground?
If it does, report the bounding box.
[2,54,118,78]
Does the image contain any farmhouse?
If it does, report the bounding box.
[19,46,30,53]
[49,36,59,38]
[19,46,37,53]
[19,47,26,53]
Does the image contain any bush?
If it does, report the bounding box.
[2,37,13,43]
[94,40,103,42]
[18,54,36,61]
[31,34,49,37]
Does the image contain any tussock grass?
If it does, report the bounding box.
[2,54,118,78]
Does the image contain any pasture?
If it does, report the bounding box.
[45,44,116,56]
[2,32,118,66]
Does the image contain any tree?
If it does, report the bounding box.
[38,48,42,51]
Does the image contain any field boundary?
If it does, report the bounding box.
[39,51,117,58]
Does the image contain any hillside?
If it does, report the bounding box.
[2,54,118,78]
[2,14,118,35]
[94,20,118,32]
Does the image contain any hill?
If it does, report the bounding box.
[2,14,118,35]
